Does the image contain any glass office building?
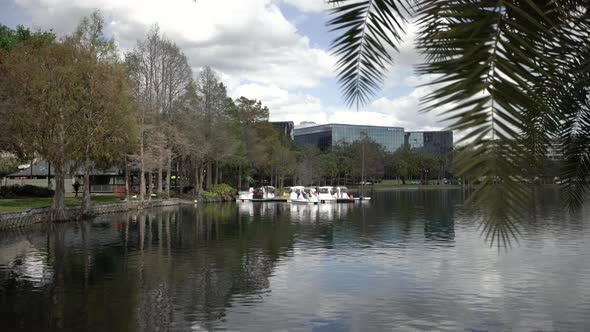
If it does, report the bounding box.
[404,131,453,157]
[271,121,295,140]
[295,124,453,157]
[294,124,406,153]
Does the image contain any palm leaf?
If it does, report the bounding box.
[329,0,590,246]
[554,4,590,210]
[327,0,412,108]
[415,0,563,244]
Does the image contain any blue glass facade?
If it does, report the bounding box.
[294,124,405,153]
[293,124,335,151]
[404,131,453,157]
[271,121,295,140]
[406,132,424,150]
[294,124,454,157]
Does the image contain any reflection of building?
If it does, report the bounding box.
[271,121,295,141]
[294,123,405,152]
[404,131,453,157]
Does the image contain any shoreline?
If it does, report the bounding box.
[0,198,193,230]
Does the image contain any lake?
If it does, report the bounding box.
[0,189,589,331]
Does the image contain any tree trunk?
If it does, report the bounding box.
[206,160,212,189]
[198,166,199,196]
[165,152,172,195]
[195,164,205,198]
[124,155,130,201]
[80,156,92,217]
[51,158,67,221]
[156,168,163,194]
[148,171,153,201]
[215,160,219,185]
[270,168,273,186]
[140,135,145,202]
[176,159,180,191]
[238,164,242,190]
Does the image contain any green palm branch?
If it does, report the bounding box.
[328,0,590,245]
[327,0,412,109]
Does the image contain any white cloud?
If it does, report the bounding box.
[370,90,450,131]
[282,0,329,13]
[231,83,323,115]
[9,0,454,134]
[14,0,335,89]
[264,83,450,132]
[383,21,423,90]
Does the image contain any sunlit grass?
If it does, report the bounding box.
[0,195,123,213]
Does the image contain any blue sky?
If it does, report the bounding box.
[0,0,448,131]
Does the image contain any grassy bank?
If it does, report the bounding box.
[0,195,123,213]
[348,180,460,190]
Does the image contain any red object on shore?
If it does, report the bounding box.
[113,185,126,197]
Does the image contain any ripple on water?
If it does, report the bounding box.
[0,189,589,331]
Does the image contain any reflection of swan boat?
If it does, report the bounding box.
[317,201,335,219]
[237,201,255,216]
[289,202,320,222]
[289,186,319,205]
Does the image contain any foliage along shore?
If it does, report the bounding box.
[0,12,464,222]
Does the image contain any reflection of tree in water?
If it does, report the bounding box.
[0,204,297,331]
[0,217,142,331]
[327,190,458,243]
[133,204,297,331]
[422,190,456,241]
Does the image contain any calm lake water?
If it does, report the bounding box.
[0,189,589,331]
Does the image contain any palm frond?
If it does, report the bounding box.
[560,91,590,211]
[328,0,590,246]
[556,4,590,210]
[559,56,590,210]
[416,0,562,244]
[327,0,412,108]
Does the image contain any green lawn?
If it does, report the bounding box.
[0,195,123,213]
[349,180,460,189]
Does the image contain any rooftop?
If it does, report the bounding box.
[7,160,121,177]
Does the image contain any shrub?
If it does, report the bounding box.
[0,185,55,198]
[208,183,235,200]
[156,192,170,199]
[201,191,218,201]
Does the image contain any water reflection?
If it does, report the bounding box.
[0,189,588,331]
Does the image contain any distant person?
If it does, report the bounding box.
[72,181,81,197]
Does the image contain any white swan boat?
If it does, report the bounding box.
[334,186,371,203]
[318,186,337,203]
[289,186,319,205]
[237,186,281,202]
